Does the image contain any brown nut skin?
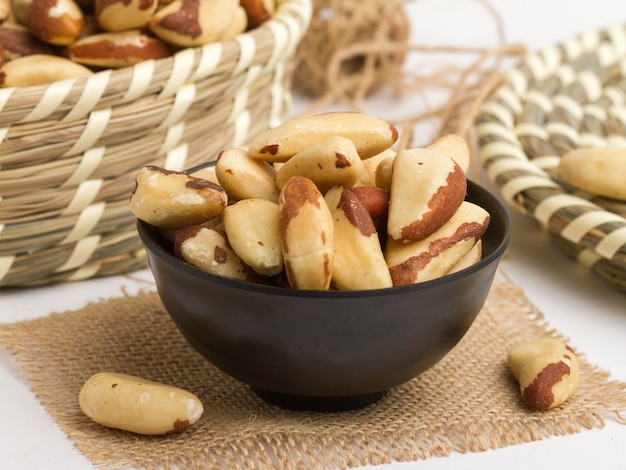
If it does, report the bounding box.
[385,201,490,286]
[130,165,228,230]
[64,30,172,68]
[350,186,389,225]
[0,23,59,62]
[28,0,84,46]
[0,53,93,87]
[95,0,159,32]
[387,148,466,243]
[350,185,389,241]
[325,185,392,290]
[508,338,580,410]
[149,0,239,47]
[278,176,334,290]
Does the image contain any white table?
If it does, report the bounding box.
[2,2,626,468]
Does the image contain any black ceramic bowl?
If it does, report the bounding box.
[138,180,510,411]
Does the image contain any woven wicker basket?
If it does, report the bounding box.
[476,24,626,292]
[0,0,311,287]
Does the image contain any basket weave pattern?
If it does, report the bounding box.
[0,0,312,287]
[476,24,626,292]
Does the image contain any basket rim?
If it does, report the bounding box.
[0,0,313,288]
[0,0,312,125]
[475,23,626,284]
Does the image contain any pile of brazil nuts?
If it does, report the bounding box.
[131,111,492,291]
[0,0,275,86]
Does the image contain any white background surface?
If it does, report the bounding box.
[2,1,626,468]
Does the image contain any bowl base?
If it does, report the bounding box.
[252,389,388,412]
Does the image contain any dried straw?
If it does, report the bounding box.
[293,0,527,155]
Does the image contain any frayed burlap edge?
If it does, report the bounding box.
[1,275,625,469]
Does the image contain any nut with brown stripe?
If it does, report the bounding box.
[175,224,267,283]
[130,165,227,229]
[350,185,389,238]
[28,0,84,45]
[278,176,334,290]
[0,23,59,61]
[325,185,392,290]
[95,0,159,32]
[387,148,466,243]
[149,0,239,47]
[385,201,490,286]
[65,30,171,68]
[508,338,580,410]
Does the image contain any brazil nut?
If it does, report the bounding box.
[278,176,334,290]
[64,30,172,68]
[325,185,392,290]
[222,198,283,276]
[130,165,227,229]
[149,0,239,47]
[175,224,266,283]
[215,148,279,202]
[28,0,84,45]
[248,111,399,162]
[95,0,159,32]
[79,372,203,435]
[558,146,626,201]
[386,201,490,285]
[275,136,364,193]
[387,148,466,243]
[0,53,93,87]
[508,338,580,410]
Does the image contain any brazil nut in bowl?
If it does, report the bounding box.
[133,112,511,411]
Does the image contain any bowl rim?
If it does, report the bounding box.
[137,167,511,299]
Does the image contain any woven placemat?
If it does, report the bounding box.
[1,276,625,469]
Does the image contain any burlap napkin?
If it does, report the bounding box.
[1,275,625,469]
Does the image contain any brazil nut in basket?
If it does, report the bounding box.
[475,24,626,292]
[0,0,312,287]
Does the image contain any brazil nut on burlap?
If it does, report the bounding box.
[1,276,625,469]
